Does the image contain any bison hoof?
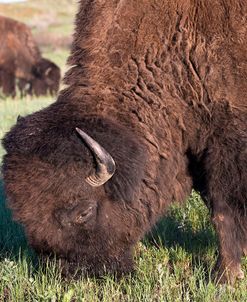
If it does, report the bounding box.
[243,247,247,257]
[213,263,245,284]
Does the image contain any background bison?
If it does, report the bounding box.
[0,15,61,97]
[2,0,247,285]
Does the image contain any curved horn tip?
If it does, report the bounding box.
[75,127,116,187]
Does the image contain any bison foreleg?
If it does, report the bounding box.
[203,135,247,283]
[212,207,245,284]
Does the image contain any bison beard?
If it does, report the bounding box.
[2,0,247,283]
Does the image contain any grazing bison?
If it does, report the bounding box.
[2,0,247,283]
[0,16,61,97]
[18,58,61,97]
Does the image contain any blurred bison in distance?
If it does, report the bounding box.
[0,15,61,97]
[17,58,61,97]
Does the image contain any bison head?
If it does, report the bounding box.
[2,114,146,277]
[31,58,61,96]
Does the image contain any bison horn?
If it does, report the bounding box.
[44,67,52,76]
[76,127,116,187]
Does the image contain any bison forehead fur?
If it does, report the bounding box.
[2,0,247,282]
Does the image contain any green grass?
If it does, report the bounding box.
[1,98,247,301]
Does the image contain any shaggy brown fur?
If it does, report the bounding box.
[2,0,247,283]
[0,16,61,97]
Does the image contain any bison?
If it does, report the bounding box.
[0,16,61,97]
[2,0,247,284]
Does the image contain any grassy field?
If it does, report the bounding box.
[1,1,247,301]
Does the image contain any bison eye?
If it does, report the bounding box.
[75,206,95,225]
[54,202,97,229]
